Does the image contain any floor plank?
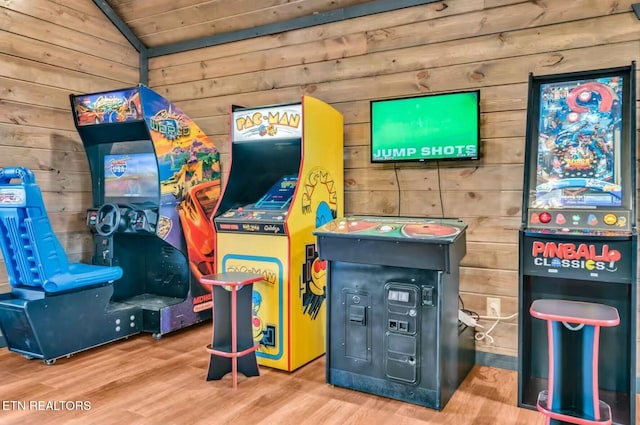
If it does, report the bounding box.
[0,322,610,424]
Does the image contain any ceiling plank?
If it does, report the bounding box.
[131,0,373,43]
[147,0,442,57]
[107,0,216,22]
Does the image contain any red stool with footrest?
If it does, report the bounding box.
[200,272,264,388]
[530,299,619,425]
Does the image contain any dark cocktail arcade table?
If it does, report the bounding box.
[315,216,475,409]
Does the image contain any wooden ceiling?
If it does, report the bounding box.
[106,0,378,48]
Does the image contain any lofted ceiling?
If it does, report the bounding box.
[105,0,380,48]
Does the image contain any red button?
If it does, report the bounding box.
[539,212,552,224]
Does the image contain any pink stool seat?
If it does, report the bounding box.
[530,299,620,327]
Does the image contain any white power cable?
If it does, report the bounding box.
[478,312,519,321]
[475,311,519,344]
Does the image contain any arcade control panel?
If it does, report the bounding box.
[86,206,159,234]
[315,216,467,294]
[316,216,465,245]
[86,206,159,267]
[214,207,288,235]
[214,176,297,235]
[526,209,631,236]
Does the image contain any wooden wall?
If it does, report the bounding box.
[0,0,140,294]
[147,0,640,359]
[1,0,638,361]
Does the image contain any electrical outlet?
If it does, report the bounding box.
[487,297,501,318]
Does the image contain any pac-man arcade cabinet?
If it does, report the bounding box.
[70,85,222,338]
[213,96,343,371]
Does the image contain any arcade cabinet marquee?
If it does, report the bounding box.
[70,85,222,338]
[518,64,636,425]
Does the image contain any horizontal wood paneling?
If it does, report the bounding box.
[0,0,139,294]
[0,54,135,95]
[439,165,524,191]
[151,13,639,103]
[0,123,84,152]
[0,32,138,83]
[4,0,130,47]
[0,78,78,110]
[460,267,518,298]
[365,1,636,53]
[148,33,369,86]
[0,100,78,132]
[462,242,518,271]
[148,0,640,359]
[461,216,520,244]
[1,6,138,67]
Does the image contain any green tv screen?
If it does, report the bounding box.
[370,90,480,162]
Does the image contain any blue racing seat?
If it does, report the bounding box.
[0,167,122,293]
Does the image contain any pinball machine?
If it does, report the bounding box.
[518,64,637,425]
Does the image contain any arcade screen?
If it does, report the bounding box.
[370,90,480,162]
[103,153,159,202]
[254,175,298,209]
[531,75,624,208]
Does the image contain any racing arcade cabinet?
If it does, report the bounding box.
[71,85,222,338]
[213,97,343,371]
[518,65,636,425]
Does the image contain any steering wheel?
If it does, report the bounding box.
[96,203,122,237]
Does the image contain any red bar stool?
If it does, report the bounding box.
[200,272,264,389]
[530,299,619,425]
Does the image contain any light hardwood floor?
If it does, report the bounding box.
[0,323,597,424]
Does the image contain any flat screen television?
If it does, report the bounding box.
[370,90,480,162]
[103,152,159,204]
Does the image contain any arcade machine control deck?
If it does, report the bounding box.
[214,176,296,234]
[87,204,159,239]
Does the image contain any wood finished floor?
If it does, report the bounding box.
[0,323,626,425]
